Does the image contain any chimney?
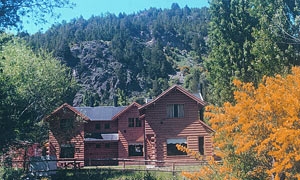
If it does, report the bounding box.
[145,98,153,103]
[113,95,118,107]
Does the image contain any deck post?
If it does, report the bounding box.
[172,162,175,177]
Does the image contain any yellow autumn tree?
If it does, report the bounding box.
[177,144,239,180]
[179,67,300,180]
[207,66,300,180]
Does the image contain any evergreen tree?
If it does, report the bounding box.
[206,0,300,106]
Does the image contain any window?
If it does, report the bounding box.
[128,118,142,127]
[128,144,143,156]
[105,143,110,148]
[128,118,134,127]
[95,123,100,130]
[167,138,187,156]
[199,137,204,155]
[96,144,101,148]
[167,104,184,118]
[85,132,92,138]
[199,108,204,121]
[135,118,142,127]
[104,123,110,129]
[85,132,102,139]
[60,144,75,158]
[60,119,73,129]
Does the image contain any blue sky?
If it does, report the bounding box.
[21,0,209,34]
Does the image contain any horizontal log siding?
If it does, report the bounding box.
[83,116,118,165]
[144,89,212,163]
[84,142,118,166]
[48,109,85,167]
[48,131,85,166]
[204,136,213,156]
[84,142,118,158]
[49,131,58,157]
[118,106,144,161]
[84,120,118,134]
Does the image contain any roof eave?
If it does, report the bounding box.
[112,102,141,120]
[44,103,90,122]
[139,85,207,111]
[198,120,215,133]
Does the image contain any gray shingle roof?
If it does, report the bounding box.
[74,106,126,121]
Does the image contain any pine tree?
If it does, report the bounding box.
[206,0,300,106]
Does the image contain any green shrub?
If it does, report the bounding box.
[2,168,24,180]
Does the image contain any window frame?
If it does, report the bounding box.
[198,137,205,155]
[105,143,110,148]
[128,118,142,127]
[59,144,75,158]
[167,104,184,118]
[128,118,135,127]
[166,138,187,156]
[135,118,142,127]
[104,123,110,129]
[60,119,73,130]
[128,144,143,156]
[95,123,101,130]
[96,144,101,148]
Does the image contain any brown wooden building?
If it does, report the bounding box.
[45,85,214,167]
[139,85,214,165]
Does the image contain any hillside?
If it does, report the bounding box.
[25,4,210,106]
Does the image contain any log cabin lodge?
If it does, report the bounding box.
[45,85,214,167]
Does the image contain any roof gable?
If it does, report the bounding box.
[112,102,141,120]
[45,103,89,121]
[139,85,207,111]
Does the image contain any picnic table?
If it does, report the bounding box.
[60,160,81,169]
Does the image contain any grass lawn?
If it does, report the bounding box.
[52,164,203,179]
[1,163,204,179]
[51,168,181,180]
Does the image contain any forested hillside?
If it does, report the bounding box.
[25,4,210,106]
[2,0,300,179]
[24,0,300,108]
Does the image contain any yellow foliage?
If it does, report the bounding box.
[207,66,300,179]
[177,144,239,180]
